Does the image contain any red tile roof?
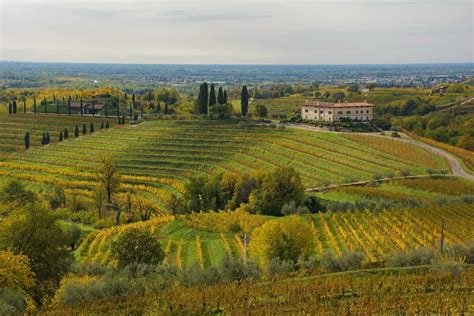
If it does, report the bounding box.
[303,100,374,108]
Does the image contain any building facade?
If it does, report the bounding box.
[301,100,374,122]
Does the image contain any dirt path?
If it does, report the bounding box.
[284,124,474,182]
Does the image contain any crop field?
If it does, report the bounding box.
[77,202,474,269]
[0,114,448,212]
[0,113,117,157]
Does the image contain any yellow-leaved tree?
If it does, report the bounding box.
[0,250,35,292]
[248,216,314,267]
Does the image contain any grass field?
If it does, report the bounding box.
[0,114,449,212]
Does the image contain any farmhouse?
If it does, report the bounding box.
[70,102,105,115]
[301,100,374,122]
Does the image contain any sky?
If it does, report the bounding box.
[0,0,473,64]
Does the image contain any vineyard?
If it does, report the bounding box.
[78,203,474,269]
[0,114,449,212]
[44,265,474,314]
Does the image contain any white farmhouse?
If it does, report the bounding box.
[301,100,374,122]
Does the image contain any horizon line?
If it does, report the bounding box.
[1,60,473,67]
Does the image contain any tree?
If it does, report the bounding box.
[45,132,50,144]
[49,186,66,209]
[249,167,305,216]
[92,187,105,219]
[41,132,46,145]
[197,82,209,114]
[12,100,17,114]
[74,126,79,138]
[43,97,48,114]
[80,97,83,116]
[223,89,228,104]
[64,128,68,139]
[82,124,87,135]
[332,91,345,103]
[217,87,224,105]
[68,96,71,115]
[23,97,26,113]
[24,131,30,150]
[0,205,72,306]
[8,102,12,114]
[63,223,82,251]
[59,131,63,142]
[90,122,94,133]
[0,250,35,294]
[110,228,164,268]
[241,85,249,116]
[248,216,314,266]
[33,98,37,113]
[132,94,136,108]
[96,155,120,203]
[56,99,59,114]
[0,180,36,206]
[153,87,179,105]
[209,83,216,107]
[253,104,268,120]
[164,102,169,114]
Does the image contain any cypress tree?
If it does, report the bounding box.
[90,122,94,133]
[116,101,120,117]
[64,128,69,139]
[23,98,26,113]
[224,89,228,104]
[106,121,110,128]
[41,132,46,145]
[82,124,87,135]
[217,87,224,105]
[209,83,216,107]
[59,131,63,142]
[140,106,144,118]
[198,82,209,114]
[80,97,83,116]
[92,101,95,117]
[132,94,136,108]
[157,102,161,113]
[68,96,71,115]
[46,132,50,144]
[241,85,249,116]
[122,115,126,124]
[164,102,169,114]
[118,116,121,124]
[8,102,12,114]
[74,126,79,138]
[56,99,59,115]
[24,132,30,150]
[43,97,47,114]
[101,121,104,129]
[124,93,128,100]
[129,103,133,118]
[12,100,17,114]
[33,98,37,114]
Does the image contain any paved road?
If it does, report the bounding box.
[284,124,474,182]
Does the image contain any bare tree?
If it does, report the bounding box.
[96,155,120,203]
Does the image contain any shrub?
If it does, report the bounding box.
[385,248,433,267]
[218,254,260,282]
[0,288,27,315]
[110,228,164,268]
[248,216,314,266]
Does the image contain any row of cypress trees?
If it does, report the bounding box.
[24,121,110,149]
[196,84,249,117]
[196,83,229,115]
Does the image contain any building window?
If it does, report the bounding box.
[314,110,317,113]
[356,111,359,114]
[367,110,369,113]
[346,111,351,114]
[338,111,343,114]
[305,109,308,113]
[328,111,332,114]
[320,111,324,114]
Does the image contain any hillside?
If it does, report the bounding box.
[0,114,449,212]
[79,201,474,269]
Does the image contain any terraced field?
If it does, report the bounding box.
[78,203,474,269]
[0,113,117,157]
[0,114,449,212]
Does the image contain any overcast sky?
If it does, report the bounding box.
[0,0,473,64]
